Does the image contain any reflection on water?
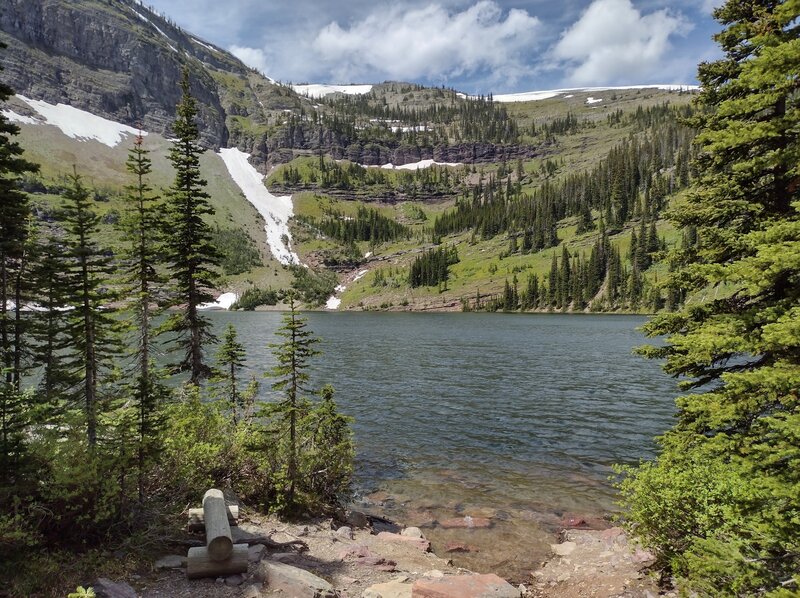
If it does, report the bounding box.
[206,311,677,581]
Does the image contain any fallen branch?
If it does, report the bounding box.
[168,536,308,552]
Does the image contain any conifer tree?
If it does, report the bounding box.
[163,68,220,383]
[215,323,247,424]
[120,134,166,501]
[29,234,73,407]
[620,1,800,593]
[0,42,39,389]
[266,295,320,508]
[60,169,119,447]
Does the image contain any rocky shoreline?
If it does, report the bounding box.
[86,498,666,598]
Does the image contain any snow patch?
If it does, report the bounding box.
[192,37,217,52]
[2,109,38,125]
[217,148,299,266]
[292,84,374,99]
[491,84,698,103]
[386,159,462,170]
[586,97,603,104]
[131,7,178,52]
[15,95,147,147]
[198,292,237,311]
[325,270,369,310]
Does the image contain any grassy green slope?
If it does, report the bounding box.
[284,87,696,312]
[13,118,294,292]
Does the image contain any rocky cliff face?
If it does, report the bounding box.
[0,0,540,169]
[0,0,287,148]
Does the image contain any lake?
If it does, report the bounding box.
[206,311,678,579]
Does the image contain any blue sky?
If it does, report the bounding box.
[144,0,723,94]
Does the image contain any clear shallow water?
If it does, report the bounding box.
[206,311,678,579]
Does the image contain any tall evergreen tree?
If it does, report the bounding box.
[60,169,119,447]
[267,295,320,508]
[163,68,220,383]
[0,41,39,389]
[120,134,167,502]
[619,1,800,594]
[215,324,247,424]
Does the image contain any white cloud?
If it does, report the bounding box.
[702,0,722,15]
[552,0,691,86]
[229,45,270,74]
[310,1,541,85]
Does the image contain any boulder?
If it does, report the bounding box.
[411,574,518,598]
[363,578,413,598]
[400,527,424,539]
[346,509,370,528]
[376,531,431,552]
[91,578,138,598]
[254,560,337,598]
[154,554,185,570]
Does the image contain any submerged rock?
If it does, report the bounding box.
[438,516,492,529]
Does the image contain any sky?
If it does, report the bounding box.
[144,0,723,94]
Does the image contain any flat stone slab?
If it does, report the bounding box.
[154,554,185,570]
[411,574,518,598]
[364,578,413,598]
[255,560,337,598]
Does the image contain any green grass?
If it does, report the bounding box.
[15,122,290,289]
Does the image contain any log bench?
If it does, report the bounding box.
[186,489,248,579]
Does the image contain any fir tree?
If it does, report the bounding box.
[60,170,119,447]
[619,1,800,593]
[266,295,320,508]
[120,134,167,502]
[0,42,39,390]
[162,68,220,383]
[215,324,247,424]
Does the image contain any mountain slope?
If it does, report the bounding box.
[0,0,301,156]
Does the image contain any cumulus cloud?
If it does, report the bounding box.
[552,0,691,86]
[229,45,270,74]
[310,1,541,85]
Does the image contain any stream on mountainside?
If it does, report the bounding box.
[202,311,677,581]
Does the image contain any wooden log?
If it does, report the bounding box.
[186,544,248,580]
[203,489,233,561]
[187,505,239,532]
